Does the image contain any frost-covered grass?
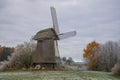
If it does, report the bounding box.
[0,70,120,80]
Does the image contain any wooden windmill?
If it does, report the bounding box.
[33,7,76,69]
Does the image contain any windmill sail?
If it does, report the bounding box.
[51,7,60,34]
[54,40,61,63]
[58,31,76,40]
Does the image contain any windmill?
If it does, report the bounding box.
[33,7,76,69]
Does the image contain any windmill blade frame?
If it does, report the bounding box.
[58,31,76,40]
[51,7,60,34]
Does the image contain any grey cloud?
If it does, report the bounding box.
[0,0,9,9]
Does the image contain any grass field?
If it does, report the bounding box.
[0,70,120,80]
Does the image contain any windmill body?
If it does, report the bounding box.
[33,7,76,69]
[33,28,59,68]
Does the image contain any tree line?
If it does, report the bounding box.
[0,40,120,75]
[83,40,120,75]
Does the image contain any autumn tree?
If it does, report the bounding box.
[83,41,100,70]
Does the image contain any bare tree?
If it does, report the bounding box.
[96,41,120,71]
[112,41,120,75]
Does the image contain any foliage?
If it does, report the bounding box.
[61,57,74,65]
[0,46,14,61]
[66,57,74,65]
[0,41,36,69]
[83,41,100,70]
[83,40,120,72]
[62,57,67,62]
[0,46,2,60]
[10,42,36,69]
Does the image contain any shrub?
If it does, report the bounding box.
[0,41,36,69]
[112,63,120,75]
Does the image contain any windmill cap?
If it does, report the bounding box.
[33,28,59,40]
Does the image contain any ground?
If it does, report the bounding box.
[0,70,120,80]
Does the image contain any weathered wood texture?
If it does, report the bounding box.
[33,39,56,63]
[32,28,61,69]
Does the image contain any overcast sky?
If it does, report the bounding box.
[0,0,120,62]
